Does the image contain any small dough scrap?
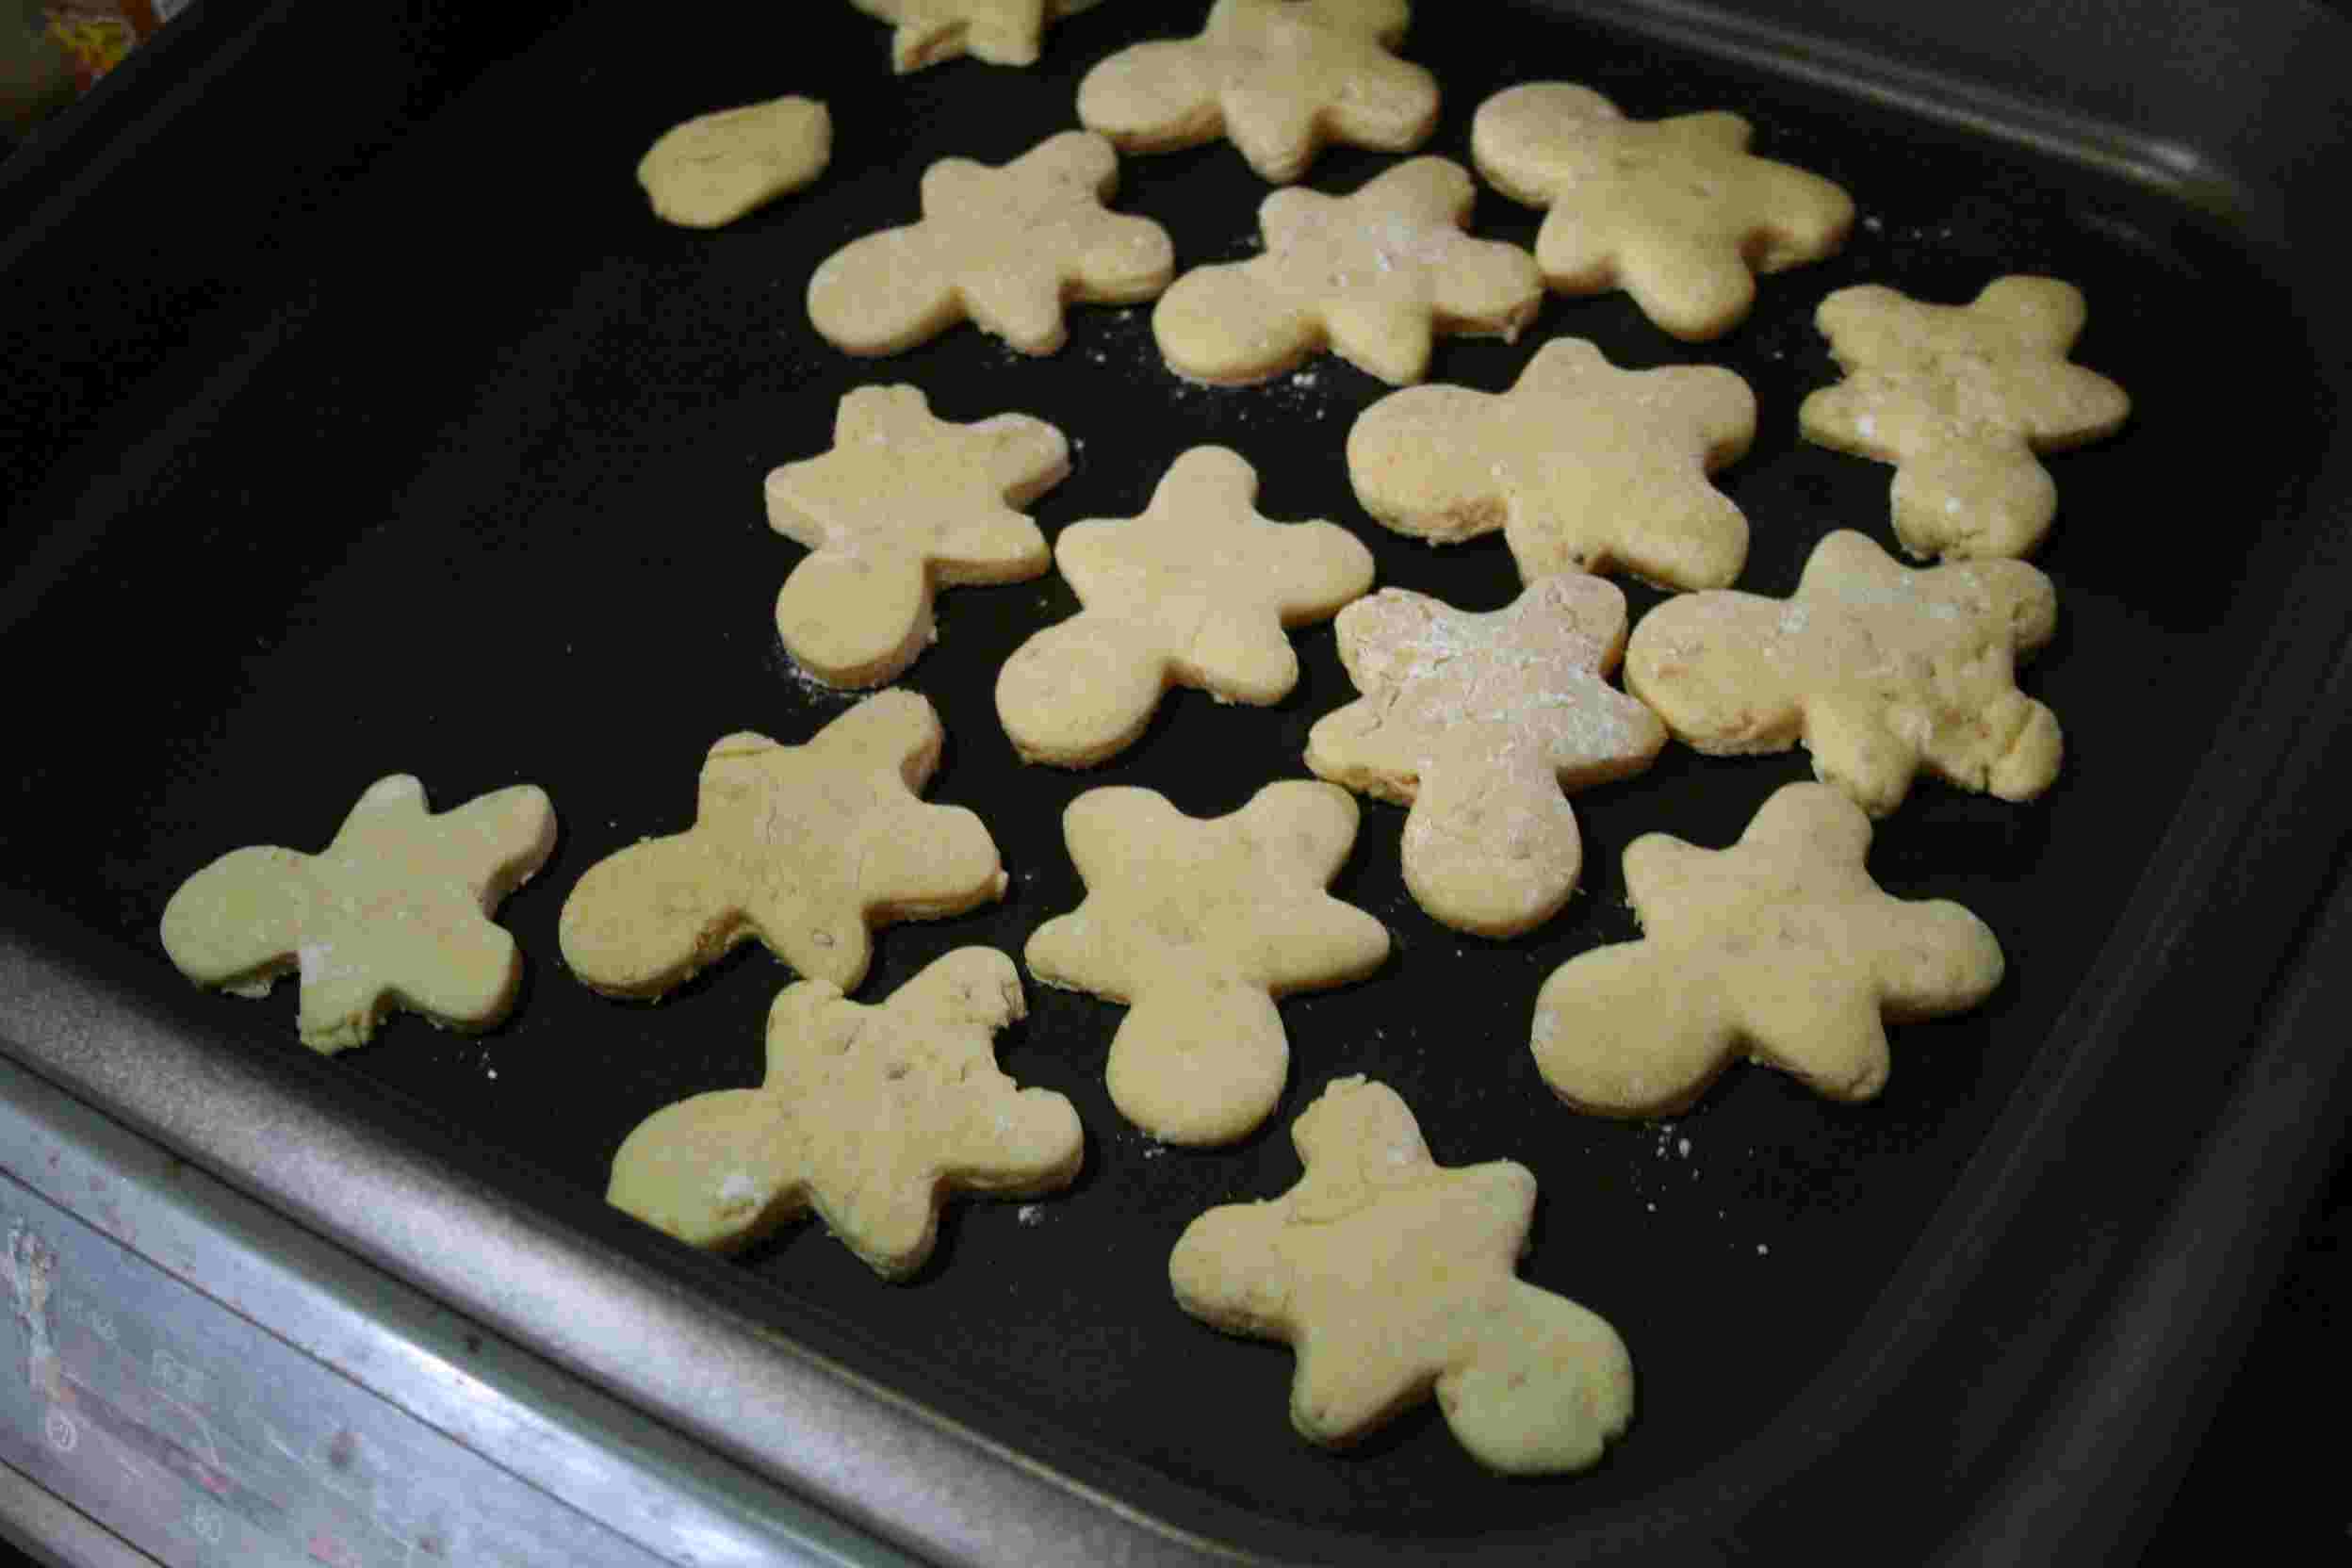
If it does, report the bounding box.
[1623,529,2061,816]
[1169,1075,1634,1473]
[1024,782,1389,1145]
[159,776,557,1054]
[1306,577,1664,937]
[1076,0,1439,184]
[608,948,1081,1278]
[996,446,1374,767]
[848,0,1103,72]
[1530,782,2003,1116]
[1346,336,1756,590]
[1800,276,2132,561]
[636,96,830,229]
[1152,156,1541,386]
[559,691,1005,1000]
[1471,81,1854,341]
[764,384,1065,689]
[807,129,1173,357]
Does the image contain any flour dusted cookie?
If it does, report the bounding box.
[1800,277,2132,561]
[560,692,1004,999]
[764,384,1065,689]
[1471,82,1854,341]
[1152,156,1540,386]
[1347,336,1756,590]
[1306,578,1663,937]
[1025,782,1388,1144]
[1624,530,2061,816]
[1076,0,1438,184]
[160,776,557,1054]
[637,96,829,228]
[848,0,1103,72]
[1531,783,2002,1116]
[1169,1076,1634,1472]
[996,447,1373,766]
[608,949,1080,1278]
[807,130,1172,357]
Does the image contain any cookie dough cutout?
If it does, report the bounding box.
[637,96,830,229]
[1152,156,1541,386]
[160,776,557,1054]
[1170,1076,1634,1473]
[1076,0,1439,184]
[608,948,1081,1278]
[807,130,1173,357]
[764,384,1065,689]
[848,0,1103,72]
[1471,81,1854,341]
[1024,782,1389,1145]
[1624,530,2061,816]
[1531,783,2003,1116]
[996,447,1373,767]
[559,691,1005,1001]
[1306,577,1664,937]
[1800,277,2132,561]
[1346,336,1756,590]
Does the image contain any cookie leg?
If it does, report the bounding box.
[1106,976,1288,1146]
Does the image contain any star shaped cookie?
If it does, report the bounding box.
[1076,0,1439,184]
[1169,1076,1635,1473]
[1623,530,2062,816]
[763,384,1066,689]
[1306,577,1665,937]
[1800,276,2132,560]
[1346,336,1756,590]
[559,691,1005,999]
[848,0,1102,72]
[1152,156,1542,386]
[806,130,1173,357]
[1024,782,1390,1145]
[160,775,558,1054]
[607,948,1082,1278]
[995,446,1374,766]
[1530,783,2004,1116]
[1471,81,1854,341]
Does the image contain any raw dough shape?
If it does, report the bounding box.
[159,776,558,1054]
[1076,0,1439,184]
[1623,529,2061,816]
[1800,276,2132,561]
[1530,782,2003,1115]
[995,446,1374,766]
[636,95,830,228]
[1305,577,1665,937]
[763,384,1066,689]
[1346,335,1756,590]
[806,130,1173,357]
[848,0,1103,71]
[1024,781,1389,1145]
[1471,81,1854,341]
[1168,1075,1635,1473]
[607,948,1082,1278]
[559,691,1005,1000]
[1152,156,1542,385]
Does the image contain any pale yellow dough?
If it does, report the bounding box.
[636,96,829,229]
[847,0,1104,70]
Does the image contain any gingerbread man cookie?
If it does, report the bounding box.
[807,130,1173,357]
[1346,336,1756,590]
[160,776,558,1054]
[764,384,1066,689]
[559,692,1004,1000]
[1169,1076,1635,1473]
[1305,577,1665,937]
[636,96,830,229]
[1623,530,2061,816]
[1024,782,1389,1145]
[1471,81,1854,341]
[1076,0,1439,184]
[1530,783,2004,1116]
[1800,277,2132,561]
[608,948,1082,1278]
[995,446,1374,767]
[848,0,1102,72]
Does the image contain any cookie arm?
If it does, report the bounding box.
[850,799,1007,924]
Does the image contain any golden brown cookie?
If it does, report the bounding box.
[636,96,830,229]
[847,0,1102,72]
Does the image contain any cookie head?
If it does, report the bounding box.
[636,96,830,229]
